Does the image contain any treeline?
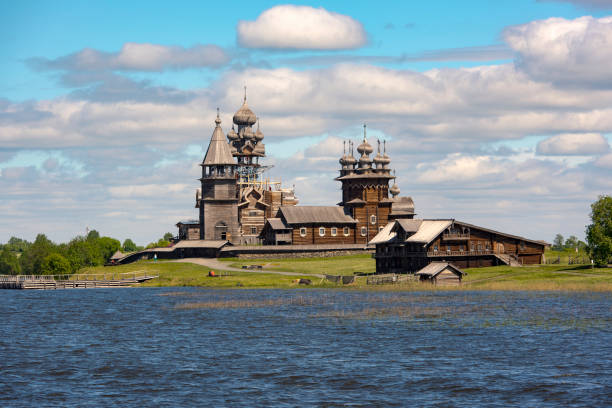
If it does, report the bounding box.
[551,234,587,251]
[0,231,175,275]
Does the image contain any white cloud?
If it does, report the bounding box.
[416,154,504,183]
[30,43,229,72]
[504,16,612,86]
[237,5,367,50]
[108,183,189,198]
[537,133,610,155]
[594,152,612,168]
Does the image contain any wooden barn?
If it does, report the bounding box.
[370,218,546,273]
[415,262,466,285]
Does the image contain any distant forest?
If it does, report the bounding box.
[0,231,174,275]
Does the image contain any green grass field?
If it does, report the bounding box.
[224,254,375,276]
[84,255,612,291]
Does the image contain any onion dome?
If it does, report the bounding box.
[339,140,348,166]
[255,120,264,141]
[373,140,385,168]
[242,126,255,140]
[382,140,391,166]
[359,155,372,167]
[227,125,238,141]
[390,182,400,197]
[357,123,374,155]
[345,141,357,166]
[357,140,373,155]
[233,89,257,126]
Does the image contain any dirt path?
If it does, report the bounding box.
[165,258,324,278]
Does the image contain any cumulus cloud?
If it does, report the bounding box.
[537,133,610,155]
[237,5,367,50]
[416,154,504,183]
[29,42,229,72]
[504,16,612,86]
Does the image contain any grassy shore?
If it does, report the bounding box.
[81,255,612,291]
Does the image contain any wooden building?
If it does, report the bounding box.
[371,218,546,273]
[262,206,357,245]
[415,262,466,285]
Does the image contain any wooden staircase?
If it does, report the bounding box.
[494,253,522,267]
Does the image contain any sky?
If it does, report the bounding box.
[1,0,612,245]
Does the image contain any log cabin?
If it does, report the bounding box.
[370,218,546,273]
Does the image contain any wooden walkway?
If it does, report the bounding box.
[0,272,157,290]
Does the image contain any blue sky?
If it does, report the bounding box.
[1,0,612,244]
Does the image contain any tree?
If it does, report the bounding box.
[564,235,579,250]
[20,234,56,274]
[97,237,121,261]
[163,232,174,242]
[553,234,564,250]
[40,253,71,275]
[0,247,21,275]
[122,238,137,252]
[586,195,612,266]
[64,237,104,272]
[86,229,100,241]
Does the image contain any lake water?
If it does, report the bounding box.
[1,288,611,407]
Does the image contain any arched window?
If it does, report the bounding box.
[331,227,337,236]
[343,227,350,236]
[300,228,307,237]
[360,226,367,236]
[319,227,325,236]
[370,215,377,225]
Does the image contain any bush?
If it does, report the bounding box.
[40,253,71,275]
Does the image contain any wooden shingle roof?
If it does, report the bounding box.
[279,206,356,225]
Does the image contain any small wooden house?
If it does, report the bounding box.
[415,262,465,285]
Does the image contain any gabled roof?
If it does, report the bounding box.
[110,250,125,260]
[266,218,291,230]
[369,222,396,244]
[416,262,466,277]
[279,206,356,225]
[203,115,235,166]
[396,219,422,233]
[369,219,452,245]
[454,220,547,246]
[406,220,453,243]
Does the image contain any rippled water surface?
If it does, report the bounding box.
[1,288,611,407]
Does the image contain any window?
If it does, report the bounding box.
[459,245,464,252]
[249,211,258,216]
[370,215,377,224]
[343,227,350,236]
[300,228,307,237]
[433,245,439,252]
[379,226,384,232]
[319,227,325,236]
[360,226,367,236]
[250,227,257,235]
[331,227,337,236]
[477,243,482,251]
[486,243,491,250]
[471,242,475,251]
[447,245,451,253]
[520,241,525,250]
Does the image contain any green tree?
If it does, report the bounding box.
[564,235,579,250]
[40,253,71,275]
[122,238,137,252]
[20,234,56,274]
[586,195,612,266]
[0,246,21,275]
[163,232,174,242]
[6,237,31,253]
[86,229,100,241]
[64,237,104,272]
[552,234,564,250]
[97,236,121,261]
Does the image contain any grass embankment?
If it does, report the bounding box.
[224,254,375,276]
[82,255,612,291]
[80,261,331,288]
